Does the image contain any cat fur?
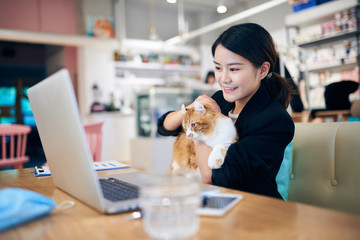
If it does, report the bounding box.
[171,101,237,174]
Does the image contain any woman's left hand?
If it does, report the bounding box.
[194,141,213,184]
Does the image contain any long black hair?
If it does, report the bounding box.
[211,23,292,109]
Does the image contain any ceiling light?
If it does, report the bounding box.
[167,0,177,3]
[217,5,227,14]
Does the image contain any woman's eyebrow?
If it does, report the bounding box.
[213,60,244,66]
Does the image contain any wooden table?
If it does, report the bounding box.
[291,111,310,123]
[315,109,351,122]
[1,168,360,240]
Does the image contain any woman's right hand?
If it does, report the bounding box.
[163,95,220,131]
[187,95,221,113]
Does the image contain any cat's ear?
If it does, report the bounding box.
[194,100,206,115]
[181,103,187,114]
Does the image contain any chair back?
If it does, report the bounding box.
[289,122,360,215]
[0,124,31,169]
[350,99,360,118]
[84,122,104,162]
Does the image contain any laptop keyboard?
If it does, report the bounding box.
[99,177,139,202]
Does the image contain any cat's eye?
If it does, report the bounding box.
[191,123,196,129]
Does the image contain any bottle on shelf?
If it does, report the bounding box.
[90,84,106,113]
[107,93,119,112]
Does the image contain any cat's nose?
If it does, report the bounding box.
[187,133,193,138]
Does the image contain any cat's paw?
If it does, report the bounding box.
[208,144,229,169]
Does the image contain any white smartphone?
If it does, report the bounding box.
[197,193,243,217]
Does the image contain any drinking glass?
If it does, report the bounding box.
[139,173,201,239]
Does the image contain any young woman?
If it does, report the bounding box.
[157,23,294,199]
[204,71,215,84]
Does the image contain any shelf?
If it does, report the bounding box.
[285,0,357,27]
[302,58,357,72]
[285,0,360,111]
[0,28,119,49]
[114,61,200,73]
[115,77,165,85]
[296,30,358,48]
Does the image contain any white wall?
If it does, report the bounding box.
[82,0,113,18]
[77,46,116,117]
[244,0,293,46]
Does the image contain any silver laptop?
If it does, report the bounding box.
[28,69,218,214]
[27,68,144,214]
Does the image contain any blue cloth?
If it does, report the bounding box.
[348,116,360,122]
[276,140,294,200]
[0,188,56,232]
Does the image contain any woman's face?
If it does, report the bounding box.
[214,44,268,111]
[207,75,215,84]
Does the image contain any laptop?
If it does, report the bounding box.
[28,69,218,214]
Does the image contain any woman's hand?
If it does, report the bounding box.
[187,95,221,113]
[163,95,220,131]
[195,141,213,184]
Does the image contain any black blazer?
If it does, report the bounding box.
[211,82,294,199]
[157,82,294,199]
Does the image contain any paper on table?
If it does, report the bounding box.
[33,161,130,177]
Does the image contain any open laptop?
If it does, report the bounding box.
[28,69,218,214]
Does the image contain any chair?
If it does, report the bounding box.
[314,109,351,122]
[350,99,360,118]
[288,122,360,215]
[0,124,31,169]
[83,122,104,162]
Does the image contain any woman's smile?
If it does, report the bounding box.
[222,86,238,93]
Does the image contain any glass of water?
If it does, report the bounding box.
[139,173,201,239]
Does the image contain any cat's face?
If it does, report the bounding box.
[182,103,217,141]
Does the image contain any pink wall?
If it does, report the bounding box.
[0,0,40,31]
[39,0,76,34]
[64,46,78,94]
[0,0,76,34]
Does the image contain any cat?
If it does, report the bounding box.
[171,101,237,174]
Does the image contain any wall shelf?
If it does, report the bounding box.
[114,61,200,73]
[0,28,120,49]
[297,30,357,48]
[286,0,360,110]
[302,58,357,72]
[115,77,165,85]
[285,0,357,27]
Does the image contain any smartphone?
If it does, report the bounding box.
[197,193,243,217]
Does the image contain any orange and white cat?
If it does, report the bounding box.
[171,101,237,174]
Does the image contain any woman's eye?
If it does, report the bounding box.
[215,66,221,71]
[230,68,239,72]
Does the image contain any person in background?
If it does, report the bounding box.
[158,23,294,199]
[310,80,359,121]
[274,57,304,113]
[324,80,359,110]
[205,71,215,84]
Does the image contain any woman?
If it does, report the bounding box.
[157,23,294,199]
[205,71,215,84]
